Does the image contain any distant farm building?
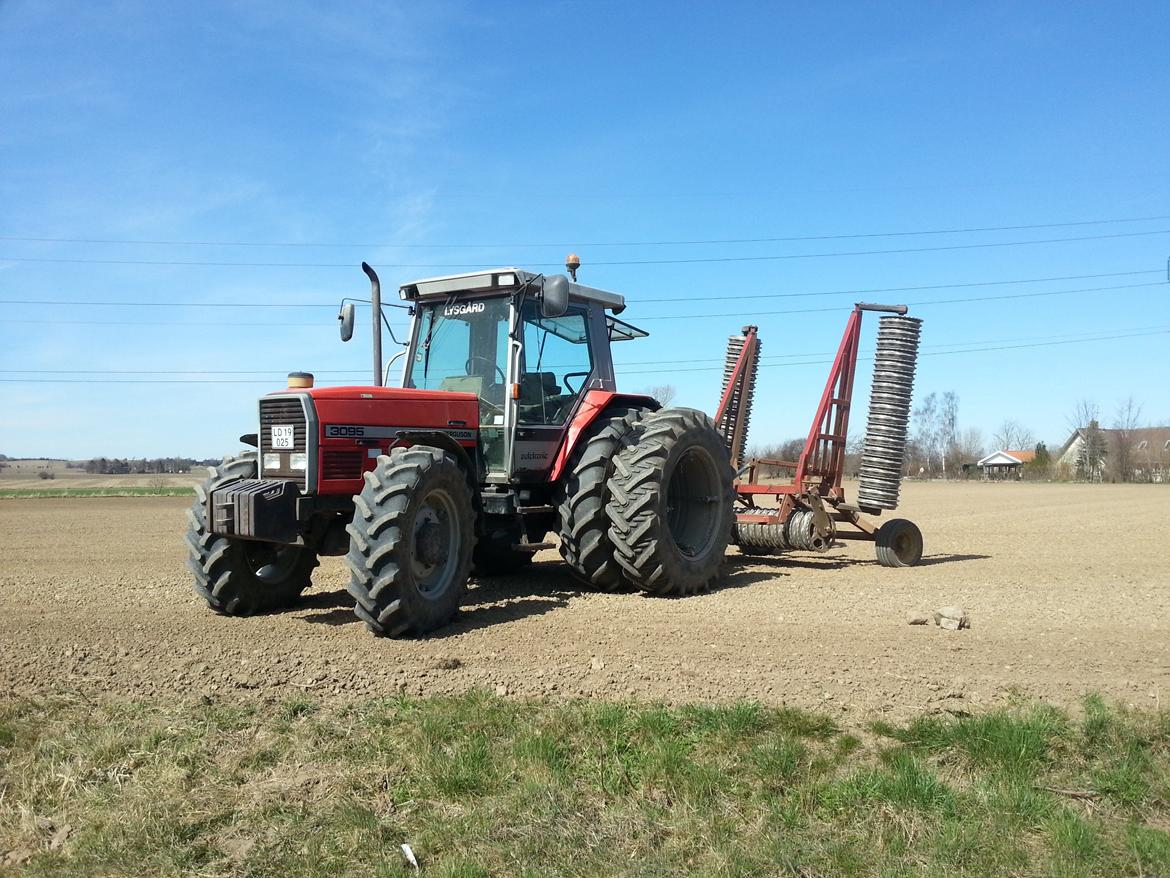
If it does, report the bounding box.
[976,449,1035,480]
[1057,426,1170,482]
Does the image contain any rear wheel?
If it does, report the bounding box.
[606,408,734,595]
[557,406,647,590]
[345,446,476,636]
[185,454,317,615]
[875,518,923,567]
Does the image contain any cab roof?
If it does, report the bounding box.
[399,268,626,314]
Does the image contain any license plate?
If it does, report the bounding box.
[270,424,295,449]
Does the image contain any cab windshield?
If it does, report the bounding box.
[405,296,511,470]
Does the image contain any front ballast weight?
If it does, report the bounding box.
[721,303,925,568]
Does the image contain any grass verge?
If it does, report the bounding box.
[0,487,194,499]
[0,693,1167,876]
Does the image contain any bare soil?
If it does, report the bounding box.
[0,462,202,491]
[1,482,1167,719]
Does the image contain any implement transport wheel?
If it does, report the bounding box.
[557,406,647,590]
[186,454,317,615]
[607,408,735,595]
[345,446,475,636]
[875,518,923,568]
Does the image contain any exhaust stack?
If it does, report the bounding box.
[361,261,383,386]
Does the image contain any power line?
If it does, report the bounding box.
[2,213,1168,249]
[0,368,372,375]
[1,319,331,327]
[639,269,1164,303]
[2,228,1167,269]
[2,280,1163,328]
[0,268,1161,309]
[615,328,1170,375]
[3,327,1167,384]
[612,324,1170,367]
[632,281,1167,320]
[8,324,1165,376]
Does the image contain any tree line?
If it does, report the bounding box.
[748,393,1165,483]
[82,457,219,475]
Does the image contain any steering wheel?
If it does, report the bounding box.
[561,371,591,395]
[465,355,505,384]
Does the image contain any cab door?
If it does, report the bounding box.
[509,301,595,480]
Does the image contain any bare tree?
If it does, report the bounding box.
[992,419,1034,452]
[938,391,958,476]
[954,427,985,465]
[645,384,677,406]
[1067,398,1100,431]
[910,391,961,476]
[748,438,806,477]
[912,392,939,474]
[1109,396,1143,482]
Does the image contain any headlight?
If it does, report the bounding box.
[289,453,308,471]
[262,453,280,472]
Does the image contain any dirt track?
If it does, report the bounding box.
[1,483,1167,719]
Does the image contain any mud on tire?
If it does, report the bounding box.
[606,408,735,595]
[345,446,476,636]
[185,454,317,615]
[557,406,647,590]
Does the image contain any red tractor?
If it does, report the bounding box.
[186,261,924,636]
[186,263,737,635]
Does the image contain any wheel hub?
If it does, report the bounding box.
[410,493,458,596]
[666,447,722,559]
[415,519,445,566]
[244,542,300,584]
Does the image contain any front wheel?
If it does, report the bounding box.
[345,446,476,636]
[185,455,317,615]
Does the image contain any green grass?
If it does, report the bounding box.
[0,486,194,499]
[0,694,1168,877]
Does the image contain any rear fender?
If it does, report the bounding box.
[548,390,660,482]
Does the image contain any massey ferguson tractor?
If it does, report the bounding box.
[186,259,924,636]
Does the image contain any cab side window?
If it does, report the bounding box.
[518,305,593,425]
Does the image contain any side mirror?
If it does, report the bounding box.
[541,275,570,318]
[338,302,355,342]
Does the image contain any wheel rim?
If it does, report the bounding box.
[665,447,722,559]
[244,543,301,584]
[891,527,921,563]
[411,488,459,597]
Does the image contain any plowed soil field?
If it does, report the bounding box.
[2,482,1167,719]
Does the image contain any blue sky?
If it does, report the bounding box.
[2,1,1168,459]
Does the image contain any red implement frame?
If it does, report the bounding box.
[719,303,906,537]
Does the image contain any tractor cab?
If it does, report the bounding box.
[395,268,647,483]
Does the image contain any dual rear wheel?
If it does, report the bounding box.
[605,408,736,595]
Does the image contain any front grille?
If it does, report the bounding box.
[322,450,363,481]
[259,396,309,487]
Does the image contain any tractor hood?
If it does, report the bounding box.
[257,384,481,491]
[266,385,480,438]
[300,385,477,405]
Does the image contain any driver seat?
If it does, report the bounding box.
[518,372,561,423]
